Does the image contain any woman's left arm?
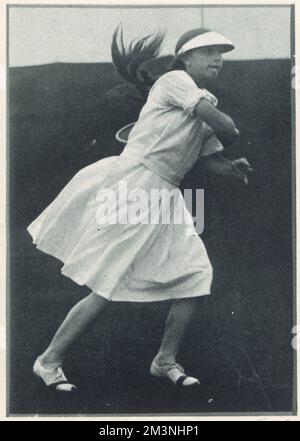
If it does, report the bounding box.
[201,152,253,185]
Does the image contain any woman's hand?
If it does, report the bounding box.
[202,154,253,185]
[231,157,253,185]
[195,99,239,142]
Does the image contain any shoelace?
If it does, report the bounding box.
[40,362,66,381]
[52,366,65,381]
[166,362,185,373]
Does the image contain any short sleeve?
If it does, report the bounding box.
[200,123,224,157]
[154,70,218,116]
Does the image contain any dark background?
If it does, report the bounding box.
[9,58,295,415]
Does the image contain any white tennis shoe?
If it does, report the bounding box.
[33,356,78,392]
[150,359,200,387]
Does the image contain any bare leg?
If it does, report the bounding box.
[154,297,202,364]
[40,292,109,367]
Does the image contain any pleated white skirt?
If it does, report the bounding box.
[27,156,213,302]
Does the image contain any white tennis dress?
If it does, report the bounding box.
[27,70,224,302]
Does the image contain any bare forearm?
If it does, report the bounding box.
[202,153,234,177]
[195,99,239,143]
[201,153,253,184]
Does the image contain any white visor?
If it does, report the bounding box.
[177,31,234,55]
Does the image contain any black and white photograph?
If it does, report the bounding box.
[5,1,298,419]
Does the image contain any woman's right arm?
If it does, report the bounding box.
[194,99,239,142]
[157,71,239,142]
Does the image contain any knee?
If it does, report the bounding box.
[172,296,202,315]
[188,296,204,312]
[85,291,109,312]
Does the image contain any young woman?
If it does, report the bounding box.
[29,28,252,391]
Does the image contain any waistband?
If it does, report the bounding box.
[120,149,182,187]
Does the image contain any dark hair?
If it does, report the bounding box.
[111,24,164,97]
[169,56,186,72]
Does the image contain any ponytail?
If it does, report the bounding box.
[111,25,165,97]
